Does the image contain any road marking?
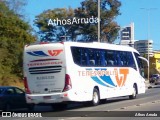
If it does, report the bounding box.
[112,99,160,111]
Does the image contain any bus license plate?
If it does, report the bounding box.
[43,96,51,99]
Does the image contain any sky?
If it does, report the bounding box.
[24,0,160,50]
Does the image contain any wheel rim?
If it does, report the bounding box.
[93,91,98,104]
[133,87,136,97]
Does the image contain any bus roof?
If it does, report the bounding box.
[26,41,139,54]
[63,42,139,53]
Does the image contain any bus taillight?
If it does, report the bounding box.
[63,74,72,92]
[23,77,31,94]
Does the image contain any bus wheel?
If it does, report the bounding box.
[91,88,100,106]
[129,84,137,99]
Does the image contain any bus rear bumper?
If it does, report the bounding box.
[26,92,70,104]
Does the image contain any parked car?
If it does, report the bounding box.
[0,86,34,111]
[149,74,160,83]
[154,77,160,85]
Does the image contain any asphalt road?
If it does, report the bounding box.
[1,85,160,120]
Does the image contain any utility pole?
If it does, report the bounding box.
[140,8,157,81]
[98,0,100,42]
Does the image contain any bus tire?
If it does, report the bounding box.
[91,88,100,106]
[129,84,137,99]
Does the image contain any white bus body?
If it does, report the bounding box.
[23,42,147,106]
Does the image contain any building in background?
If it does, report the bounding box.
[120,22,135,47]
[134,40,153,77]
[134,40,153,57]
[119,22,160,76]
[149,51,160,75]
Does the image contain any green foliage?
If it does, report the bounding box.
[0,1,36,86]
[34,7,75,41]
[76,0,121,42]
[34,0,121,43]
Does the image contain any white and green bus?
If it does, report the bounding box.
[23,41,148,109]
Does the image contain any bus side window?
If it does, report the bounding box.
[81,48,88,66]
[88,48,95,66]
[71,47,81,65]
[104,51,108,66]
[114,51,123,66]
[127,52,137,70]
[88,49,105,67]
[121,52,125,66]
[119,51,125,66]
[95,50,103,66]
[105,50,115,66]
[100,50,105,66]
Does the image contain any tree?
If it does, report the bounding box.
[76,0,121,42]
[34,7,77,41]
[1,0,27,17]
[0,1,35,85]
[34,0,121,43]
